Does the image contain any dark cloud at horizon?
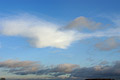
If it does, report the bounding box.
[0,60,120,79]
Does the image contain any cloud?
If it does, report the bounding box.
[1,59,120,79]
[99,61,109,65]
[94,16,120,51]
[52,64,80,73]
[70,61,120,79]
[0,14,79,49]
[65,16,102,30]
[0,60,79,77]
[13,63,80,76]
[0,59,42,74]
[95,37,120,51]
[0,14,120,49]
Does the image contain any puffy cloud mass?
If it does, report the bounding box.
[0,14,120,49]
[0,15,79,49]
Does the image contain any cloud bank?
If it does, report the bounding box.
[70,61,120,79]
[1,60,120,79]
[0,59,79,77]
[0,59,41,75]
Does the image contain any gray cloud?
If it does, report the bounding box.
[65,16,102,30]
[52,64,79,73]
[95,37,120,51]
[70,61,120,79]
[0,60,79,77]
[0,59,42,75]
[13,63,80,76]
[99,61,109,65]
[94,16,120,51]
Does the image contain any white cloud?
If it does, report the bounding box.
[0,15,79,49]
[0,14,120,49]
[76,27,120,41]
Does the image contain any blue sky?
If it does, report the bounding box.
[0,0,120,79]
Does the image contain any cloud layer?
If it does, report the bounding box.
[0,59,79,77]
[70,61,120,79]
[1,60,120,79]
[0,59,41,75]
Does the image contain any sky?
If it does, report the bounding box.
[0,0,120,80]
